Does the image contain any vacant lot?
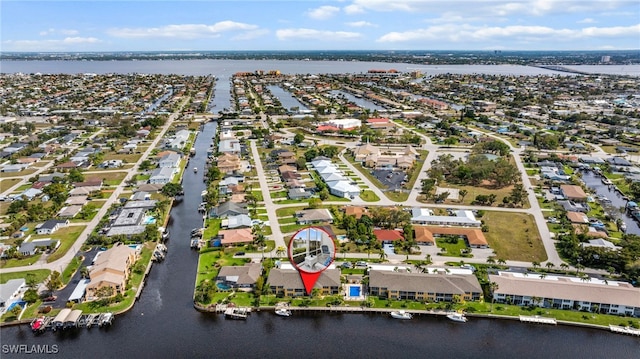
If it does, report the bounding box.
[482,211,547,262]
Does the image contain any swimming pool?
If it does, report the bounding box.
[217,283,231,290]
[143,216,156,225]
[349,286,361,297]
[6,301,26,312]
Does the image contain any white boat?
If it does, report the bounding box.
[193,167,198,173]
[275,308,292,317]
[446,312,468,323]
[390,310,412,320]
[224,307,249,320]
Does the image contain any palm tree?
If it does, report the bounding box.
[378,249,387,261]
[545,262,555,271]
[486,257,496,265]
[530,296,541,307]
[559,263,569,271]
[424,254,432,266]
[531,261,541,270]
[489,281,499,312]
[497,258,507,266]
[275,246,286,258]
[458,189,468,203]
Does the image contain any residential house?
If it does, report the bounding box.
[411,208,481,227]
[267,268,340,297]
[374,229,404,244]
[0,279,26,314]
[86,245,138,300]
[368,270,482,302]
[35,219,69,235]
[217,263,262,290]
[221,214,252,229]
[158,152,181,168]
[58,205,84,218]
[344,206,368,219]
[295,209,334,225]
[217,153,242,174]
[209,201,249,218]
[288,188,312,200]
[149,167,174,184]
[219,139,241,155]
[489,272,640,317]
[560,185,588,202]
[217,228,254,246]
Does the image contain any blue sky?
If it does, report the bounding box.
[1,1,639,52]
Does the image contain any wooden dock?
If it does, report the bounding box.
[519,315,557,325]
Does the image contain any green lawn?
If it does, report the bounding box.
[482,211,547,262]
[436,238,472,258]
[45,225,86,263]
[204,218,222,240]
[62,256,83,284]
[0,178,21,192]
[97,171,128,186]
[0,253,43,268]
[360,190,380,202]
[0,269,50,284]
[195,248,251,286]
[276,206,307,218]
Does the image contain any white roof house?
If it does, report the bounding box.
[411,208,481,227]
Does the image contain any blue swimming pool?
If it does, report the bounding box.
[349,286,361,297]
[217,283,231,290]
[6,301,26,312]
[143,216,156,225]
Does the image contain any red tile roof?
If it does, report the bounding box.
[374,229,404,242]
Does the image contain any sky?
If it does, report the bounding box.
[1,0,639,52]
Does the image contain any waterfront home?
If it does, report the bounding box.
[149,167,174,184]
[368,270,482,302]
[217,263,262,291]
[560,185,588,202]
[86,245,138,300]
[217,153,242,174]
[209,202,249,218]
[267,268,340,297]
[221,214,252,229]
[216,228,253,246]
[158,152,181,168]
[0,279,26,315]
[295,208,334,225]
[489,272,640,317]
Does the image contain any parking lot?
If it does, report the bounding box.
[372,169,407,191]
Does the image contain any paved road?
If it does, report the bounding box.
[0,101,187,274]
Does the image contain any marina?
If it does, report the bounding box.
[31,312,114,333]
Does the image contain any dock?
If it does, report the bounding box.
[519,315,557,325]
[609,325,640,336]
[29,312,114,334]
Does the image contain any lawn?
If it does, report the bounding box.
[44,225,86,263]
[0,269,50,284]
[482,211,547,262]
[204,218,222,240]
[421,181,529,209]
[360,190,380,202]
[435,237,472,258]
[276,206,307,218]
[96,171,128,186]
[0,178,21,192]
[102,153,143,163]
[62,255,83,284]
[195,248,251,286]
[0,253,43,268]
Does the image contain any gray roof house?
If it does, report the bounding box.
[217,263,262,290]
[221,214,253,229]
[159,152,181,168]
[36,219,69,235]
[369,270,483,302]
[209,202,248,218]
[288,188,313,200]
[267,268,340,297]
[295,208,334,225]
[149,167,174,184]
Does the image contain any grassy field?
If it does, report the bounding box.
[94,171,128,186]
[195,248,251,286]
[44,225,86,263]
[0,253,43,268]
[359,191,379,203]
[482,211,547,262]
[62,255,83,284]
[436,238,472,258]
[1,178,22,192]
[0,269,50,284]
[420,181,530,209]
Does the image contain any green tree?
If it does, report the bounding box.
[161,183,183,197]
[45,271,63,293]
[293,133,305,145]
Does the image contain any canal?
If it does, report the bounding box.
[580,170,640,235]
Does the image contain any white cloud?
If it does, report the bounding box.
[106,21,259,39]
[577,18,597,24]
[276,28,362,41]
[377,23,640,42]
[345,21,377,27]
[306,6,341,20]
[3,37,101,51]
[39,28,79,36]
[344,4,365,14]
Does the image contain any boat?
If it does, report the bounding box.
[601,178,613,185]
[446,312,468,323]
[275,308,292,317]
[30,316,46,332]
[193,167,198,173]
[390,310,412,320]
